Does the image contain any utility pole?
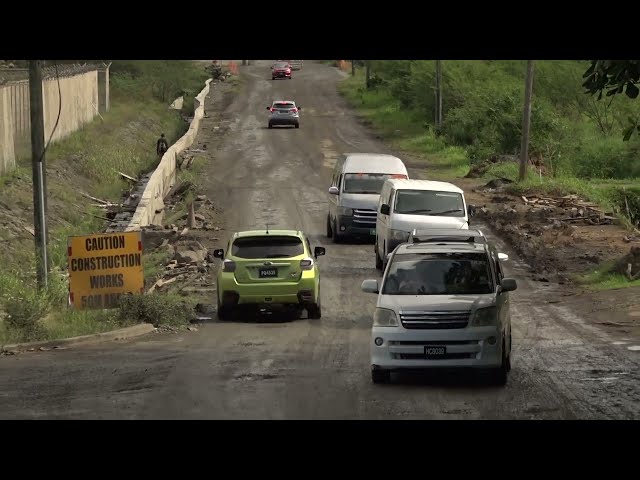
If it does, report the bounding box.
[365,60,371,89]
[351,60,355,76]
[242,60,247,66]
[519,60,535,181]
[29,60,48,289]
[435,60,443,133]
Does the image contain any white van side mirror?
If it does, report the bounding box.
[361,279,379,294]
[328,186,339,195]
[498,252,509,262]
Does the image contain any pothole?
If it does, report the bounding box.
[233,373,279,381]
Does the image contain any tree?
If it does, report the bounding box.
[582,60,640,140]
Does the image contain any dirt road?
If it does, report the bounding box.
[1,61,639,419]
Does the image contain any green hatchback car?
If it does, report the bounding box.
[213,230,326,320]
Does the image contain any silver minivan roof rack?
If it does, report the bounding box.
[409,228,486,244]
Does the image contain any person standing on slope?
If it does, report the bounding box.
[157,133,169,159]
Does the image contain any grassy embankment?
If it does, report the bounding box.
[0,61,212,345]
[335,60,640,290]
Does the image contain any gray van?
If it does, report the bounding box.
[327,153,409,242]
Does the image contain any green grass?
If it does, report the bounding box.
[118,292,196,327]
[144,251,172,283]
[577,266,640,291]
[338,72,471,180]
[43,309,127,342]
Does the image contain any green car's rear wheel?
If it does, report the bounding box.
[217,294,231,320]
[307,287,322,319]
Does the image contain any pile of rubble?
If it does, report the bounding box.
[146,239,217,297]
[162,184,221,232]
[520,194,618,227]
[141,189,222,298]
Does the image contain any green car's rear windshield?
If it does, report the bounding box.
[232,236,304,259]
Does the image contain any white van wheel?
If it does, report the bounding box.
[375,241,383,270]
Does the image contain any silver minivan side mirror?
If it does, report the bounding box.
[328,186,339,195]
[498,252,509,262]
[500,278,517,292]
[361,279,379,294]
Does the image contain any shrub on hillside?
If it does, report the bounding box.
[356,60,640,178]
[0,270,69,342]
[442,83,563,163]
[118,293,195,327]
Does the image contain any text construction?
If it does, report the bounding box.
[68,232,145,310]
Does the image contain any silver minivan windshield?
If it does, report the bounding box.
[382,252,493,295]
[343,173,405,194]
[394,189,465,216]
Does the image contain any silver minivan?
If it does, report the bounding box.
[375,179,472,269]
[327,153,408,242]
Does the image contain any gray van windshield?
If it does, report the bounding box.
[394,190,465,216]
[343,173,405,194]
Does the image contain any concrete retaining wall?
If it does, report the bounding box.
[0,67,106,176]
[124,79,212,231]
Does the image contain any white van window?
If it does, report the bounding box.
[343,173,405,194]
[394,190,465,217]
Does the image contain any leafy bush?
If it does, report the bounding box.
[118,293,195,327]
[344,60,640,182]
[0,270,68,342]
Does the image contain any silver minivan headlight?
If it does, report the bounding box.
[373,308,399,327]
[470,306,498,326]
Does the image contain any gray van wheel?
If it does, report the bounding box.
[332,220,343,243]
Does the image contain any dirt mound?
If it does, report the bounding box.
[474,191,633,284]
[486,205,569,281]
[466,155,518,178]
[612,247,640,280]
[484,177,514,190]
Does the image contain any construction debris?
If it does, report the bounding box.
[521,194,618,226]
[117,171,138,182]
[624,234,640,243]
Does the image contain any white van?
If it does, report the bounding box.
[327,153,409,242]
[375,179,471,269]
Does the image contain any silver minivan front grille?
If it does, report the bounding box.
[399,310,470,329]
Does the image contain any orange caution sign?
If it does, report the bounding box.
[67,231,145,310]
